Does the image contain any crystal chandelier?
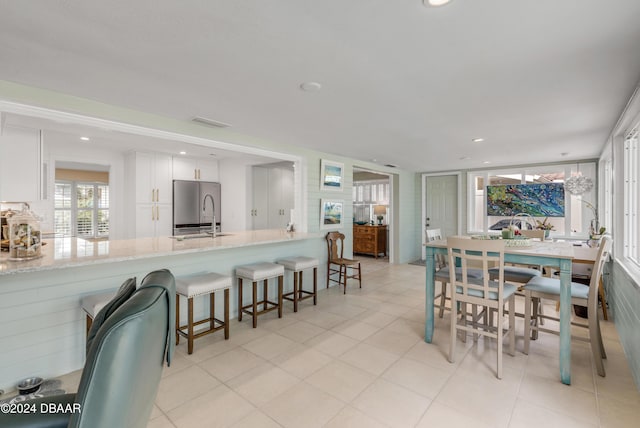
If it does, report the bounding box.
[565,173,593,195]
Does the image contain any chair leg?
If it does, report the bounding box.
[86,315,93,336]
[187,297,194,355]
[341,265,346,294]
[589,312,606,377]
[358,263,362,288]
[449,294,457,363]
[278,275,283,318]
[210,292,216,330]
[238,278,243,322]
[508,296,516,357]
[252,281,258,328]
[496,302,504,379]
[175,295,180,345]
[531,297,540,340]
[223,288,229,339]
[313,267,318,305]
[326,264,331,288]
[438,281,447,319]
[293,270,299,312]
[263,280,268,311]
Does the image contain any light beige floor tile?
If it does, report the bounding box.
[149,404,162,420]
[435,365,520,427]
[241,332,297,360]
[227,363,299,407]
[324,405,388,428]
[331,320,380,341]
[339,342,400,376]
[363,327,420,355]
[262,382,345,428]
[155,365,221,412]
[355,309,397,328]
[322,303,368,319]
[508,399,597,428]
[403,340,464,373]
[166,384,254,428]
[305,360,376,403]
[229,410,281,428]
[274,320,326,343]
[524,349,595,392]
[273,344,333,379]
[147,414,176,428]
[305,330,358,358]
[416,401,493,428]
[199,347,265,382]
[351,378,431,428]
[518,372,598,425]
[178,333,239,364]
[598,394,640,428]
[382,357,451,399]
[294,309,348,329]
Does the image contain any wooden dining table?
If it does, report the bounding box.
[424,237,598,385]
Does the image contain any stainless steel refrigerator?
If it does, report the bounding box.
[172,180,221,235]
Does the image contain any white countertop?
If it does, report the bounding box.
[0,229,322,275]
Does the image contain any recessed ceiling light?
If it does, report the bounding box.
[459,156,471,160]
[423,0,452,7]
[483,161,491,164]
[371,158,378,162]
[179,151,186,155]
[80,136,90,141]
[561,152,570,156]
[472,138,484,143]
[300,82,322,92]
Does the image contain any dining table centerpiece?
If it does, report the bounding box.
[535,217,554,239]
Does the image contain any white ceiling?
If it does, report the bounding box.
[1,1,640,172]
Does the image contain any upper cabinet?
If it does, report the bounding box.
[0,125,42,202]
[126,152,172,238]
[173,157,219,181]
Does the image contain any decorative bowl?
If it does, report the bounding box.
[17,377,43,395]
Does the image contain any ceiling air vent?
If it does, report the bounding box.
[191,116,232,128]
[384,164,397,168]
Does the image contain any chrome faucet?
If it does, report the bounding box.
[203,193,216,237]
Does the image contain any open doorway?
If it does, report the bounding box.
[353,168,391,265]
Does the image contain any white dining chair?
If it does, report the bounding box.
[523,236,612,377]
[447,237,517,379]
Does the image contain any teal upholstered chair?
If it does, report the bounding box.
[0,269,176,428]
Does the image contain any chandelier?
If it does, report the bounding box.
[565,173,593,195]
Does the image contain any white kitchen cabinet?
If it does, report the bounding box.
[0,125,42,202]
[252,166,294,230]
[173,157,219,181]
[127,152,172,238]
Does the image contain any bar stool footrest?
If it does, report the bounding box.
[241,300,280,317]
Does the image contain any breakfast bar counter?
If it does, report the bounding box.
[0,230,324,393]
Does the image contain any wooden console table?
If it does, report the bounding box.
[353,225,387,258]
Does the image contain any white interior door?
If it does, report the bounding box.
[422,174,460,259]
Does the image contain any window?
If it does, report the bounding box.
[467,162,597,238]
[624,127,639,266]
[55,181,109,238]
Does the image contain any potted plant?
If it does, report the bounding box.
[535,217,555,239]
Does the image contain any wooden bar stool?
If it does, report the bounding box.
[277,256,319,312]
[175,272,232,354]
[236,262,284,328]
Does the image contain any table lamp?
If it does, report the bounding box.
[373,205,386,225]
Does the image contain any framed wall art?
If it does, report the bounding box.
[320,159,344,191]
[320,199,344,229]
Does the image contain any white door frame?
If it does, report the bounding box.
[421,171,462,259]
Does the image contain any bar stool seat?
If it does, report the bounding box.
[236,262,284,328]
[277,256,319,312]
[81,291,116,335]
[176,272,232,354]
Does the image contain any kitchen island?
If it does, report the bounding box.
[0,230,324,393]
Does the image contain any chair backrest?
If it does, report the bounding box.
[520,229,545,240]
[426,228,447,269]
[70,269,176,428]
[587,237,612,313]
[447,237,506,305]
[326,231,345,260]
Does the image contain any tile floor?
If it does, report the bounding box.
[55,257,640,427]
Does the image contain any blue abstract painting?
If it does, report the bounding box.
[486,183,565,217]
